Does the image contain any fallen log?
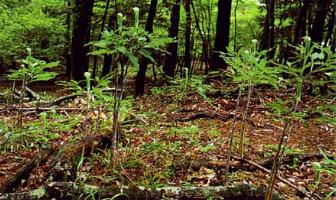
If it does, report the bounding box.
[0,134,113,193]
[46,134,113,182]
[0,148,55,193]
[0,182,283,200]
[0,188,48,200]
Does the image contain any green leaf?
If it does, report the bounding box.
[90,49,114,56]
[312,52,325,60]
[32,72,57,82]
[138,49,156,64]
[116,46,139,68]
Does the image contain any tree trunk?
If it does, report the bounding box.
[184,0,192,73]
[293,0,309,44]
[101,0,118,77]
[191,1,210,71]
[210,0,232,70]
[92,0,111,79]
[135,0,158,96]
[260,0,275,50]
[310,0,332,43]
[163,0,181,77]
[71,0,95,81]
[64,0,72,76]
[325,2,335,44]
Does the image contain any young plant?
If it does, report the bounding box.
[265,36,335,200]
[90,8,170,152]
[220,40,281,184]
[7,48,58,125]
[311,149,336,199]
[151,72,213,105]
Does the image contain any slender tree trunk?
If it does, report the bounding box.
[325,2,335,44]
[64,0,72,76]
[332,1,336,53]
[293,0,309,44]
[135,0,158,96]
[101,0,118,77]
[92,0,111,79]
[332,34,336,53]
[260,0,275,50]
[191,1,210,71]
[184,0,192,73]
[163,0,181,77]
[71,0,95,81]
[210,0,232,70]
[310,0,331,43]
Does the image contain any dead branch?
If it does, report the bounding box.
[177,160,243,171]
[176,112,257,127]
[256,153,334,170]
[176,112,235,122]
[180,153,333,172]
[47,87,120,105]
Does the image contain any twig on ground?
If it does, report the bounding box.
[129,112,149,125]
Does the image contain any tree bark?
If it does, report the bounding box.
[191,1,210,71]
[0,182,282,200]
[92,0,111,79]
[293,0,309,44]
[184,0,192,73]
[71,0,95,81]
[163,0,181,77]
[210,0,232,70]
[101,0,118,77]
[325,2,335,44]
[64,0,72,76]
[260,0,275,50]
[135,0,158,96]
[310,0,332,43]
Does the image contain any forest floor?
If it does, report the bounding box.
[0,77,335,200]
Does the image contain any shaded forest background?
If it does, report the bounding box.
[0,0,335,200]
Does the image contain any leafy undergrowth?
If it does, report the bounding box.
[0,81,335,200]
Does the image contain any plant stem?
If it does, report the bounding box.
[111,61,129,153]
[265,82,302,200]
[239,84,253,158]
[17,76,27,127]
[225,88,242,185]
